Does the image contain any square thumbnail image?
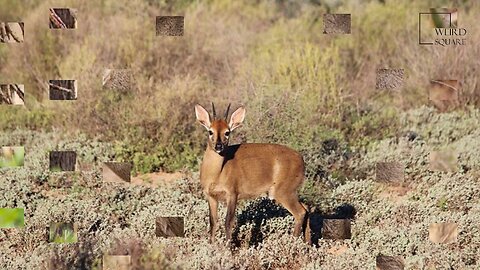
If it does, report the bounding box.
[49,151,76,171]
[48,222,78,243]
[155,216,185,237]
[156,16,184,36]
[49,8,77,29]
[103,162,132,183]
[0,146,24,168]
[102,69,133,93]
[103,255,131,270]
[49,80,77,100]
[0,208,24,228]
[429,80,459,111]
[0,84,24,105]
[323,14,351,34]
[376,69,404,90]
[0,22,24,43]
[430,8,458,28]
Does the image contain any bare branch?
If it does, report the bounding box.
[5,23,21,42]
[48,83,73,93]
[12,84,25,103]
[49,8,67,28]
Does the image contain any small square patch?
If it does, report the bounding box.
[49,8,77,29]
[429,222,458,244]
[323,14,351,34]
[103,162,132,183]
[49,80,77,100]
[0,146,24,168]
[155,216,185,237]
[48,222,78,243]
[429,150,457,172]
[376,69,404,90]
[0,84,24,105]
[321,219,351,239]
[0,208,24,228]
[375,162,404,183]
[0,22,24,43]
[429,80,459,111]
[49,151,76,171]
[102,69,133,92]
[376,255,405,270]
[103,255,131,270]
[156,16,184,36]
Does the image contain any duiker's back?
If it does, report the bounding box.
[220,143,305,200]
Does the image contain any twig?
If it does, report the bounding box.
[19,22,24,37]
[0,23,6,42]
[49,8,68,28]
[5,23,21,42]
[12,84,25,103]
[430,80,459,92]
[0,85,13,104]
[48,83,74,93]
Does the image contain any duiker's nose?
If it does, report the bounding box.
[214,142,224,152]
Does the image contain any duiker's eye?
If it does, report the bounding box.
[225,131,230,137]
[208,130,214,136]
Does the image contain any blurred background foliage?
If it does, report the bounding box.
[0,146,25,167]
[0,208,24,228]
[48,223,78,243]
[0,0,478,174]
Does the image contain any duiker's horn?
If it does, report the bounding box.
[224,103,231,120]
[211,102,217,120]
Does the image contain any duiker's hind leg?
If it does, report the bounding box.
[275,192,307,237]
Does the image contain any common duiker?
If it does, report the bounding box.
[195,103,308,243]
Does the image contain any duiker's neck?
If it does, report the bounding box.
[201,145,225,176]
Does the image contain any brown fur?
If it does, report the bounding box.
[195,104,307,243]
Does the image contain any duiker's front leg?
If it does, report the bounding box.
[225,195,238,242]
[207,195,219,243]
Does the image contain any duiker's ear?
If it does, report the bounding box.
[195,104,211,130]
[228,106,246,131]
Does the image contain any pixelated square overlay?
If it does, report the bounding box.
[375,162,404,183]
[430,8,458,28]
[49,80,77,100]
[156,16,184,36]
[323,14,351,34]
[375,69,404,90]
[429,150,457,172]
[102,162,132,183]
[0,208,24,228]
[429,80,459,111]
[49,151,76,171]
[321,219,351,239]
[102,69,133,93]
[419,8,457,45]
[0,22,24,43]
[103,255,131,270]
[48,222,78,243]
[429,222,458,244]
[155,216,185,237]
[376,255,405,270]
[0,84,24,105]
[49,8,77,29]
[0,146,24,168]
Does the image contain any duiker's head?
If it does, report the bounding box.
[195,103,245,154]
